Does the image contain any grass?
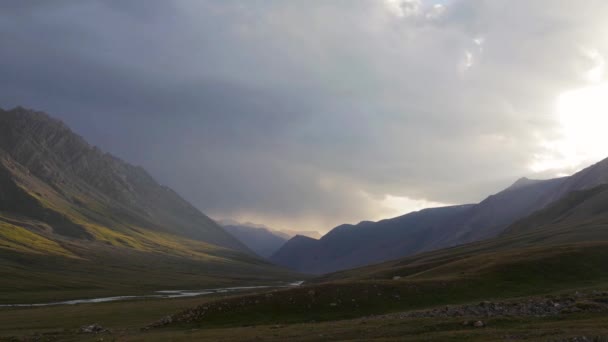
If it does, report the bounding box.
[2,241,608,340]
[2,296,608,341]
[0,213,303,304]
[0,159,304,305]
[0,246,302,304]
[0,221,75,257]
[0,293,236,338]
[133,242,608,329]
[125,313,608,342]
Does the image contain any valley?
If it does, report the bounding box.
[4,2,608,340]
[3,107,608,341]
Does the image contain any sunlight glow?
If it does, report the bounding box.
[379,195,449,219]
[531,83,608,173]
[384,0,421,17]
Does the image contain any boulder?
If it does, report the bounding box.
[79,323,106,334]
[473,320,486,328]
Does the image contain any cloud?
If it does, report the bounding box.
[1,0,608,232]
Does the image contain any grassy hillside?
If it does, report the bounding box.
[504,184,608,236]
[0,108,302,303]
[4,241,608,341]
[3,183,608,340]
[152,242,608,328]
[0,159,300,303]
[0,107,249,251]
[139,193,608,331]
[0,214,302,303]
[4,299,608,341]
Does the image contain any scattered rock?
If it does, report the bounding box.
[144,288,608,331]
[79,323,106,334]
[473,320,485,328]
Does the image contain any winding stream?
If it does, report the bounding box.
[0,281,304,308]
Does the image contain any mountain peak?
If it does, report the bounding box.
[291,234,318,242]
[508,177,543,190]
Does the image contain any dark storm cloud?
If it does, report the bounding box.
[1,0,607,231]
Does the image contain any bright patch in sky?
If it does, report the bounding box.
[385,0,421,17]
[531,83,608,173]
[384,0,447,19]
[379,195,450,219]
[426,4,446,20]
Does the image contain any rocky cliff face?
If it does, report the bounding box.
[0,107,248,252]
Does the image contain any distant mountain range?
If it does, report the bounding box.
[317,179,608,285]
[0,107,295,302]
[218,219,322,240]
[5,104,608,304]
[271,157,608,274]
[223,224,288,258]
[220,221,323,258]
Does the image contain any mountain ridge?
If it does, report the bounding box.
[0,107,298,302]
[223,224,288,258]
[272,156,608,274]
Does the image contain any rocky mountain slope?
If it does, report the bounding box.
[0,107,247,251]
[0,107,297,302]
[272,157,608,274]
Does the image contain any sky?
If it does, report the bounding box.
[1,0,608,233]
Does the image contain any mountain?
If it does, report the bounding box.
[153,188,608,338]
[272,157,608,274]
[223,224,288,258]
[503,183,608,238]
[440,177,567,245]
[277,229,323,240]
[318,183,608,285]
[0,107,297,303]
[270,234,320,271]
[271,205,474,274]
[0,107,250,251]
[218,219,322,240]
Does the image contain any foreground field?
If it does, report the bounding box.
[115,313,608,342]
[3,288,608,341]
[4,240,608,341]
